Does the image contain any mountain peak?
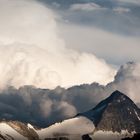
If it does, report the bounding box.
[111,90,124,96]
[80,90,140,133]
[108,90,131,103]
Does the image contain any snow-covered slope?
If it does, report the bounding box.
[37,116,94,139]
[0,118,94,140]
[0,122,27,140]
[0,121,39,140]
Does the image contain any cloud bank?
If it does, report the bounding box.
[0,62,140,128]
[0,0,115,90]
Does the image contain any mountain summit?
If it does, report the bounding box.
[80,90,140,133]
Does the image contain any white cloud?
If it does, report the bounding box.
[70,3,104,11]
[0,0,115,90]
[109,62,140,104]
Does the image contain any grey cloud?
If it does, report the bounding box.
[35,0,140,66]
[39,0,140,36]
[65,9,140,36]
[0,85,79,127]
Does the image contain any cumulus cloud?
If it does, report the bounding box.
[108,62,140,104]
[0,0,115,90]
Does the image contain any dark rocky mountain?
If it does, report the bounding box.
[79,90,140,133]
